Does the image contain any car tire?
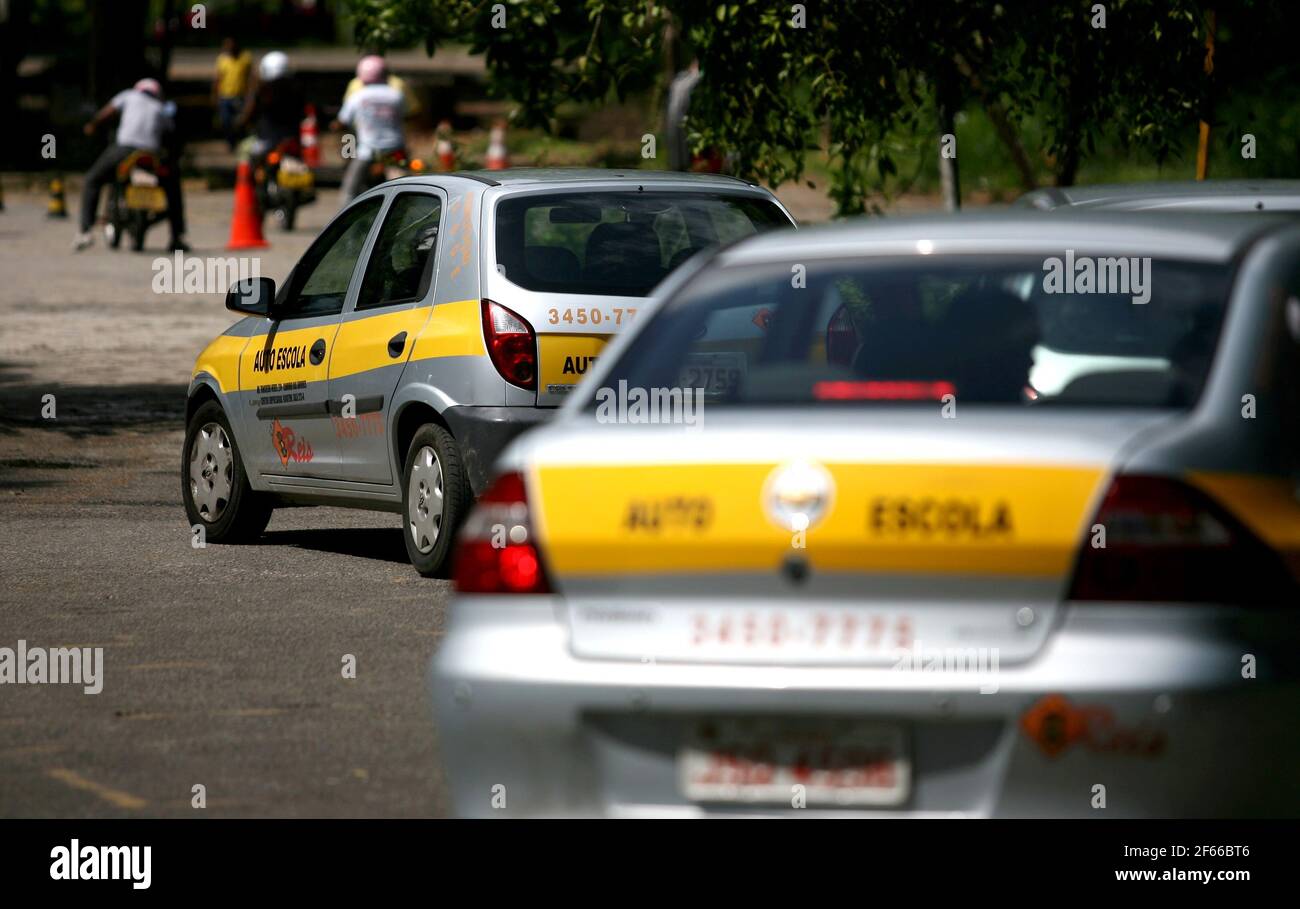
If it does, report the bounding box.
[130,215,147,252]
[401,423,471,578]
[182,400,273,543]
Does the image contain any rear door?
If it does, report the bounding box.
[484,187,794,406]
[328,188,444,484]
[239,195,384,480]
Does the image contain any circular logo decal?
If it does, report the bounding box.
[763,460,834,532]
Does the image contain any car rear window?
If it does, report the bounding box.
[592,255,1234,409]
[494,190,792,297]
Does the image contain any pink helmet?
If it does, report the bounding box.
[356,55,387,85]
[133,78,162,98]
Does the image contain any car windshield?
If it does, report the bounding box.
[494,190,792,297]
[590,254,1234,409]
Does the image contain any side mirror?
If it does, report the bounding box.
[225,276,276,317]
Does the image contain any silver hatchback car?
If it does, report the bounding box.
[431,211,1300,817]
[184,169,793,574]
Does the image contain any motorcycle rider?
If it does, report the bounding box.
[342,54,421,121]
[74,78,189,252]
[335,55,406,203]
[238,51,304,164]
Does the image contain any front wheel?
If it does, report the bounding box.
[401,423,471,577]
[274,199,297,232]
[182,400,273,543]
[106,189,124,248]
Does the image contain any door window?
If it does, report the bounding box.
[356,193,443,311]
[280,197,383,319]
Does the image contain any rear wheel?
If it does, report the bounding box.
[401,423,471,577]
[182,400,273,543]
[130,214,147,252]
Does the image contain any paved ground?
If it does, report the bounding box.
[0,175,837,817]
[0,187,454,817]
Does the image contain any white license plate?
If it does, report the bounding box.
[679,719,910,807]
[680,351,745,397]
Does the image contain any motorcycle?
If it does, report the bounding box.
[361,148,427,193]
[105,151,169,252]
[254,139,317,232]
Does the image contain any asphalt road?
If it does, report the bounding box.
[0,187,451,817]
[0,173,825,818]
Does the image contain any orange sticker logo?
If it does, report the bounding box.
[271,418,314,466]
[1021,694,1166,759]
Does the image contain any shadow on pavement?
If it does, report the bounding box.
[258,526,410,565]
[0,363,186,437]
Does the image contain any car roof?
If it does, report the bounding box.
[716,210,1292,267]
[1016,179,1300,212]
[385,168,761,189]
[460,167,761,187]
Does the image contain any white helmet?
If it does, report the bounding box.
[259,51,290,82]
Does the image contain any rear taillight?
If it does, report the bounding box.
[454,472,552,594]
[813,380,957,401]
[482,299,537,391]
[1068,474,1294,604]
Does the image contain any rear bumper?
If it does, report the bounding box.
[429,601,1300,817]
[442,405,554,495]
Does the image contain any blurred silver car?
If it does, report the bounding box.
[430,212,1300,817]
[1017,178,1300,213]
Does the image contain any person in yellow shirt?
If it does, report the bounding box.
[213,37,253,150]
[343,59,421,121]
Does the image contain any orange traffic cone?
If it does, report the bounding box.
[300,103,321,168]
[227,161,268,250]
[486,120,508,170]
[436,120,455,172]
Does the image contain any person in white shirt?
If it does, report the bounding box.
[334,56,406,202]
[74,78,188,252]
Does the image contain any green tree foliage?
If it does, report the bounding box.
[345,0,1298,213]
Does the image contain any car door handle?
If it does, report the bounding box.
[388,331,407,358]
[310,338,326,365]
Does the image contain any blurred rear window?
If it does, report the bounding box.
[494,191,791,297]
[594,256,1233,408]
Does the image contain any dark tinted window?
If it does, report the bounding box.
[283,197,382,318]
[357,193,442,311]
[494,191,791,297]
[594,255,1233,408]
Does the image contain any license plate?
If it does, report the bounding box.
[680,351,745,397]
[123,185,166,212]
[679,719,910,807]
[277,170,314,190]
